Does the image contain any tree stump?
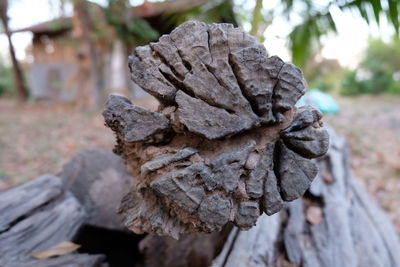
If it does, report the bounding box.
[103,21,329,238]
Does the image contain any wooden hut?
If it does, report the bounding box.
[12,18,77,100]
[10,0,233,102]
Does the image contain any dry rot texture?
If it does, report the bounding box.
[103,21,329,238]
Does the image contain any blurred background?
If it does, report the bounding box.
[0,0,399,232]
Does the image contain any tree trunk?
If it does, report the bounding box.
[249,0,263,38]
[0,5,29,101]
[72,0,104,109]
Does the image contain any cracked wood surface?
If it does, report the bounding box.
[103,21,330,238]
[0,150,133,266]
[0,175,105,267]
[212,127,400,267]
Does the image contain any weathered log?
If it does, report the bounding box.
[103,21,329,238]
[212,214,281,267]
[60,149,132,230]
[0,174,63,233]
[0,149,137,266]
[212,127,400,267]
[1,132,398,267]
[0,174,105,266]
[0,148,230,266]
[13,254,106,267]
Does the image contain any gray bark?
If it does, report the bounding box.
[0,175,104,266]
[60,149,132,230]
[0,149,133,266]
[0,174,63,232]
[212,127,400,267]
[0,133,398,267]
[2,19,397,267]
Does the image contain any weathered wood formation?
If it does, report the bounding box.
[0,132,399,266]
[2,19,398,267]
[0,149,233,266]
[60,149,132,230]
[103,21,329,238]
[0,174,105,266]
[212,127,400,267]
[0,149,133,266]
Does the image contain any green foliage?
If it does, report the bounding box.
[341,0,399,34]
[164,0,238,28]
[341,38,400,95]
[0,59,13,96]
[123,17,159,44]
[309,78,333,92]
[387,80,400,94]
[247,0,273,42]
[105,0,159,46]
[289,11,337,68]
[282,0,400,68]
[47,19,71,32]
[341,70,365,95]
[48,0,400,72]
[362,38,400,71]
[104,0,237,47]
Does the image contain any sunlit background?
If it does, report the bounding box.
[0,0,396,66]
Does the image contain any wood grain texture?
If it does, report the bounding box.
[0,175,103,266]
[212,127,400,267]
[60,148,133,230]
[103,21,329,238]
[0,174,63,233]
[0,150,134,266]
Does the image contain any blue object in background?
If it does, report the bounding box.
[296,89,340,114]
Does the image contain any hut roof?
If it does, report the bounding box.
[132,0,209,18]
[10,0,210,35]
[10,17,72,34]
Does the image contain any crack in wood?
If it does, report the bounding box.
[103,21,329,238]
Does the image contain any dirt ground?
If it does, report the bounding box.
[0,97,157,186]
[0,95,399,231]
[325,95,400,232]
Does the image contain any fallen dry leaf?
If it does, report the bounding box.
[0,180,10,191]
[306,206,323,225]
[31,241,81,259]
[321,171,334,185]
